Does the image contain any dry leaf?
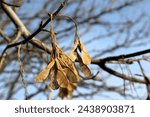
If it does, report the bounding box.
[55,59,68,88]
[69,37,91,64]
[58,55,78,83]
[71,64,80,81]
[61,54,80,80]
[72,39,79,51]
[60,52,74,67]
[67,83,77,91]
[57,57,78,83]
[81,50,91,64]
[78,39,91,64]
[56,70,68,88]
[49,68,60,90]
[35,59,55,82]
[59,83,76,99]
[69,39,79,61]
[59,88,68,99]
[77,52,91,77]
[63,67,78,83]
[80,62,91,77]
[69,50,77,61]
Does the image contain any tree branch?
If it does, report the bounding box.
[99,62,146,84]
[0,0,68,56]
[91,48,150,64]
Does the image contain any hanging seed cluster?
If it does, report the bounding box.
[35,24,91,99]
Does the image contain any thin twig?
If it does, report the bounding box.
[17,45,28,99]
[1,1,21,7]
[138,61,150,100]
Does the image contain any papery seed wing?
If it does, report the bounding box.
[63,67,78,83]
[73,39,79,51]
[80,62,91,77]
[60,52,73,66]
[49,69,60,90]
[35,59,55,82]
[55,59,68,88]
[69,39,79,61]
[78,39,91,64]
[67,83,77,91]
[58,57,80,83]
[56,70,68,88]
[81,50,91,64]
[61,55,80,81]
[77,52,92,77]
[59,87,68,99]
[69,50,77,61]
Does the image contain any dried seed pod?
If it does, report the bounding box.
[34,22,91,99]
